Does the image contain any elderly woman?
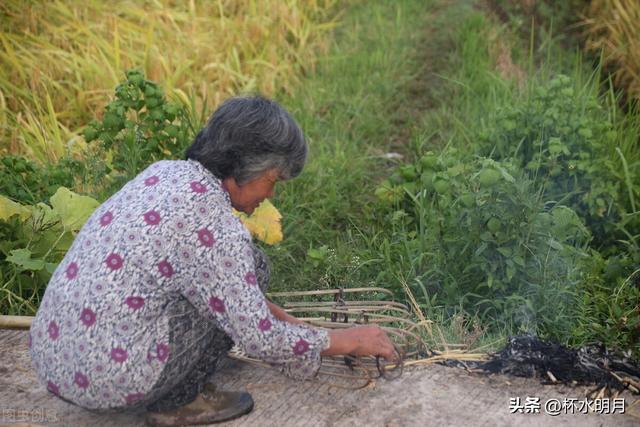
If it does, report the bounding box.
[29,96,396,426]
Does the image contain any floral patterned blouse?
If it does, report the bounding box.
[29,159,330,410]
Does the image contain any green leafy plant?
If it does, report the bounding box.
[572,252,640,360]
[83,69,196,186]
[476,74,639,256]
[0,155,85,205]
[0,188,99,314]
[376,150,590,341]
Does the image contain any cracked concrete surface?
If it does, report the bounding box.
[1,330,638,426]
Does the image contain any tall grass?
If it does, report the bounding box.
[582,0,640,104]
[0,0,338,163]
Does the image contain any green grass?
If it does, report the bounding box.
[264,0,512,352]
[267,0,433,290]
[266,0,639,357]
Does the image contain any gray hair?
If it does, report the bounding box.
[185,95,307,184]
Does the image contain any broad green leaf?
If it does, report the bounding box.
[497,247,513,257]
[49,187,100,232]
[0,196,31,221]
[45,263,59,274]
[26,202,61,229]
[6,248,45,271]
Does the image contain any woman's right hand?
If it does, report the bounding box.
[322,325,398,362]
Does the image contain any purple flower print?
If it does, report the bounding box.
[157,343,169,363]
[194,203,209,218]
[171,218,188,234]
[48,321,59,340]
[92,282,107,295]
[76,340,89,354]
[144,175,159,186]
[293,339,310,355]
[111,347,128,363]
[197,228,215,247]
[244,271,257,285]
[169,194,184,206]
[70,289,83,303]
[221,257,236,271]
[47,381,59,395]
[258,317,272,331]
[208,296,225,313]
[248,342,259,354]
[190,181,207,193]
[158,260,173,278]
[74,372,89,389]
[126,393,145,405]
[115,320,133,337]
[236,314,249,327]
[66,262,78,279]
[125,296,145,310]
[143,210,161,226]
[178,247,193,262]
[80,308,96,327]
[99,211,113,227]
[105,253,124,270]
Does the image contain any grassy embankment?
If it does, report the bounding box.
[270,0,639,358]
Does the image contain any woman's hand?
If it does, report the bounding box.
[322,325,398,362]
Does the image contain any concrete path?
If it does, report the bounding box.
[1,330,638,426]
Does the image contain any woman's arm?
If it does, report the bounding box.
[266,300,304,325]
[267,301,397,361]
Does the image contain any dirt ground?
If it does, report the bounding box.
[1,329,638,426]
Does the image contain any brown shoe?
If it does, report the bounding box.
[145,384,254,426]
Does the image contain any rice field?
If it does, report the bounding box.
[0,0,337,162]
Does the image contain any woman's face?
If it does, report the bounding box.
[223,169,280,214]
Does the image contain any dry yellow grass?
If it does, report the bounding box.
[0,0,338,162]
[582,0,640,103]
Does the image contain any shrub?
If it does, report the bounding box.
[476,74,639,255]
[0,155,85,205]
[83,70,196,190]
[376,151,590,341]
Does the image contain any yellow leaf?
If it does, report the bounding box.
[0,195,31,221]
[233,199,283,245]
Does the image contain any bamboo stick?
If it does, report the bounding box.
[267,287,395,298]
[0,315,33,329]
